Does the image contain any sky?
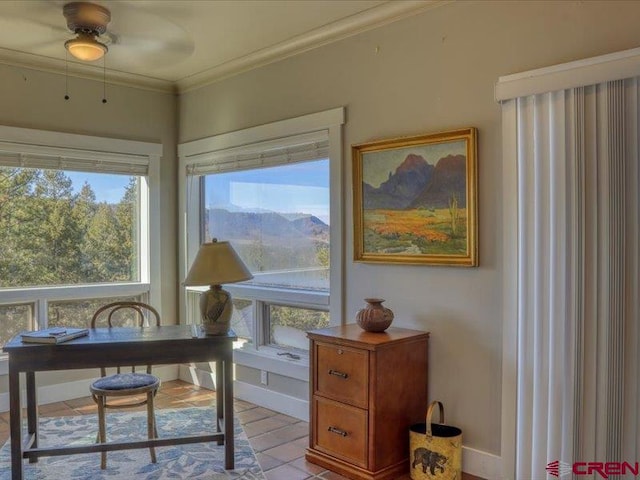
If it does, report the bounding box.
[63,159,331,221]
[66,171,131,203]
[204,159,330,223]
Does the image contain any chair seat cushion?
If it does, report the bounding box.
[92,372,159,391]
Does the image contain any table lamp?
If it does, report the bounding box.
[184,239,253,335]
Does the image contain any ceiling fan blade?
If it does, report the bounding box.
[102,4,195,67]
[0,19,70,54]
[0,0,73,55]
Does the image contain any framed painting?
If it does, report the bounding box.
[352,127,478,266]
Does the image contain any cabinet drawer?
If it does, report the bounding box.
[315,342,368,408]
[313,396,368,468]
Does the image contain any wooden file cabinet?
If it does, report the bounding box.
[306,324,429,480]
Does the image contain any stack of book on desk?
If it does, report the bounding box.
[21,327,89,344]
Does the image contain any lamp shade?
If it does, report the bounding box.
[184,240,253,286]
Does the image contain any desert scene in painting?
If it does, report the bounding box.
[362,139,468,256]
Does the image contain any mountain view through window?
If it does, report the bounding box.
[204,159,330,292]
[202,159,331,349]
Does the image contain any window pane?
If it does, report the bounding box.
[48,296,142,329]
[203,159,329,291]
[0,167,140,288]
[230,297,253,346]
[0,303,33,347]
[269,304,329,351]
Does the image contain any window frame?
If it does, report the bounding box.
[178,108,344,369]
[0,125,162,370]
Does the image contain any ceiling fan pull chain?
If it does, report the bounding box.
[64,51,70,101]
[102,56,107,104]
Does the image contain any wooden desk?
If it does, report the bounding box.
[3,325,236,480]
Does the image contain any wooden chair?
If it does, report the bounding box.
[90,301,161,469]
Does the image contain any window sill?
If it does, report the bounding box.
[233,346,309,382]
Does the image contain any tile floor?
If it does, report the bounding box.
[0,380,482,480]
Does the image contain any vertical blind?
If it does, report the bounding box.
[500,61,640,477]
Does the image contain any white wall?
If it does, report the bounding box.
[177,0,640,458]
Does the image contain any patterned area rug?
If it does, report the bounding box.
[0,407,264,479]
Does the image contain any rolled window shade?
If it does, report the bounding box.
[0,147,150,176]
[0,154,149,176]
[186,130,329,176]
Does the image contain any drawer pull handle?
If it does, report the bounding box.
[328,426,348,437]
[328,369,348,379]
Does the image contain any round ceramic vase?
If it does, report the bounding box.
[356,298,394,332]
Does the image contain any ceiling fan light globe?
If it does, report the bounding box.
[65,35,108,61]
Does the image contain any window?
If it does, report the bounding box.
[0,303,32,348]
[267,304,330,350]
[201,160,331,349]
[0,125,161,351]
[0,169,140,288]
[179,108,344,361]
[48,295,142,329]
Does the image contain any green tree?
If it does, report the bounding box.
[0,168,40,286]
[29,170,82,285]
[245,237,266,272]
[84,203,122,281]
[0,169,82,286]
[73,182,98,281]
[83,178,137,282]
[0,167,39,228]
[113,178,137,280]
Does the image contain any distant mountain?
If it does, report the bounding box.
[410,154,467,208]
[363,154,434,209]
[291,215,329,240]
[207,208,329,242]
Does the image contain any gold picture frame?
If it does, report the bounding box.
[353,127,478,266]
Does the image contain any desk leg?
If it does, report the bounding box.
[224,355,234,470]
[215,360,223,445]
[9,365,22,480]
[26,372,38,463]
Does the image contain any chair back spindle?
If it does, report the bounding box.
[91,301,161,378]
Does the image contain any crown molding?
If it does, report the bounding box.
[0,48,177,94]
[176,0,450,93]
[0,0,449,95]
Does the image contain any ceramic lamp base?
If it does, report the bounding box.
[199,285,233,335]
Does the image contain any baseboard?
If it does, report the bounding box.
[0,365,179,412]
[234,380,309,421]
[178,364,217,390]
[462,446,502,480]
[179,365,309,421]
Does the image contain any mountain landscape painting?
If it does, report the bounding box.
[353,128,478,266]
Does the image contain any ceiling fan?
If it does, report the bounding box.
[63,1,111,62]
[0,0,194,76]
